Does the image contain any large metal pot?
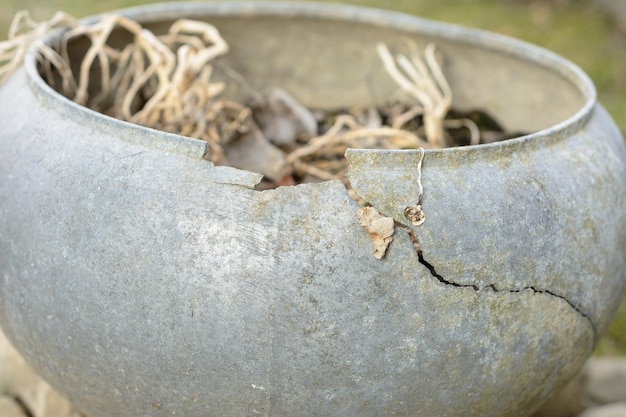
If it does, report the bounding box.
[1,3,625,417]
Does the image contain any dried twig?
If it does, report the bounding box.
[377,42,452,147]
[283,114,430,184]
[0,11,78,84]
[26,14,248,164]
[2,11,483,191]
[443,118,481,146]
[403,147,426,226]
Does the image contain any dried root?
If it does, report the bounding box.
[0,12,249,165]
[377,42,481,147]
[0,11,503,259]
[377,42,451,147]
[280,113,430,190]
[3,13,491,204]
[403,147,426,226]
[0,11,78,84]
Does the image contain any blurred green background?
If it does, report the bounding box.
[1,0,625,354]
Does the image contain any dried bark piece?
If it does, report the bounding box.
[356,206,395,259]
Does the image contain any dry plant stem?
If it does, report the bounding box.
[403,147,426,226]
[13,12,473,192]
[35,43,76,94]
[285,115,430,181]
[443,118,481,146]
[91,44,133,110]
[391,104,424,129]
[377,42,452,148]
[342,127,429,148]
[168,20,229,72]
[33,13,236,152]
[0,11,78,84]
[129,20,231,139]
[70,15,143,106]
[282,110,432,185]
[126,28,176,123]
[285,115,360,165]
[294,160,341,181]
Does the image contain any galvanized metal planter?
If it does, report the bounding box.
[1,3,625,417]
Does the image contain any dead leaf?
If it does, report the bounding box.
[356,207,395,259]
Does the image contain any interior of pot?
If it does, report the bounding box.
[201,16,589,134]
[40,2,593,140]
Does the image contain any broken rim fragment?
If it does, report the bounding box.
[0,3,625,417]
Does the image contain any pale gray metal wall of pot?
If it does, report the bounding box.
[0,3,624,417]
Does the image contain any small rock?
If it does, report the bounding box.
[0,396,28,417]
[532,364,589,417]
[587,357,626,404]
[578,403,626,417]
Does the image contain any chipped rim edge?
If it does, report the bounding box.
[23,1,597,159]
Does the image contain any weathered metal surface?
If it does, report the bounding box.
[0,3,624,417]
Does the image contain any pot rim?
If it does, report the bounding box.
[23,1,597,159]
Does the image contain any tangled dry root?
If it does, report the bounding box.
[0,11,499,259]
[0,11,78,84]
[0,11,480,186]
[34,14,251,164]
